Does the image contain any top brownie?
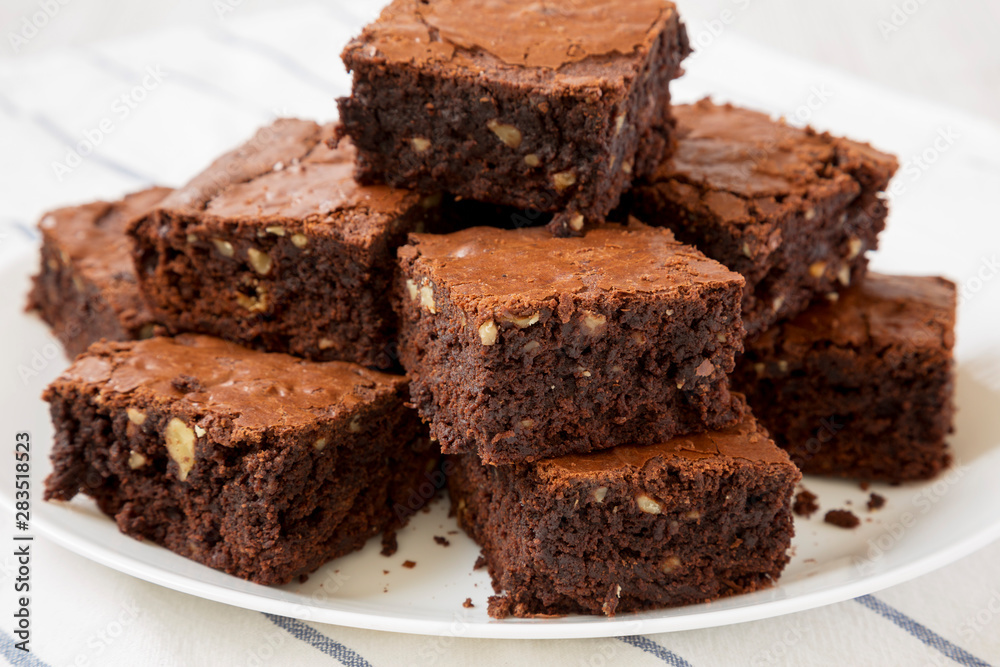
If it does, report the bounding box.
[395,220,746,464]
[338,0,690,235]
[129,119,439,368]
[28,187,171,357]
[629,99,899,335]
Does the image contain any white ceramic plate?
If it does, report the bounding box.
[2,249,1000,639]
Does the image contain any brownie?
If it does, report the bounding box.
[337,0,691,235]
[448,407,801,617]
[43,334,435,585]
[129,119,441,369]
[732,273,956,482]
[27,187,171,357]
[628,99,899,336]
[395,221,746,464]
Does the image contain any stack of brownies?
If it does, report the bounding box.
[30,0,958,617]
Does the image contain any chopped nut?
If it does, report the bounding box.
[826,291,840,303]
[741,242,753,258]
[479,320,498,345]
[486,118,522,148]
[523,153,541,167]
[636,494,662,515]
[236,285,268,313]
[661,555,681,573]
[583,311,606,334]
[421,192,443,209]
[805,208,817,221]
[519,418,535,429]
[186,233,198,244]
[410,137,431,152]
[405,279,419,301]
[164,418,196,482]
[716,333,727,343]
[753,362,765,375]
[575,366,592,377]
[247,248,272,275]
[194,425,206,438]
[569,213,585,232]
[265,226,285,236]
[772,295,785,313]
[631,331,647,345]
[552,170,577,191]
[676,380,686,389]
[848,237,863,260]
[126,408,147,426]
[72,276,85,292]
[593,486,608,503]
[837,265,852,286]
[522,341,540,353]
[621,159,633,175]
[504,312,540,328]
[684,509,702,520]
[291,233,308,249]
[313,438,327,451]
[695,359,714,376]
[128,451,147,469]
[809,261,827,278]
[212,238,234,258]
[419,284,436,313]
[349,417,362,433]
[318,338,334,350]
[614,113,626,135]
[777,360,789,373]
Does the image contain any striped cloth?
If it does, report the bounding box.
[1,4,999,665]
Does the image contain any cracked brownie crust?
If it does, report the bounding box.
[28,187,171,357]
[394,221,746,464]
[129,119,440,369]
[337,0,690,234]
[628,99,899,336]
[43,334,435,585]
[449,407,800,617]
[733,273,956,482]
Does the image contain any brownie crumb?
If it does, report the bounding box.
[298,573,309,584]
[380,532,399,557]
[382,570,389,575]
[463,598,474,608]
[433,535,450,547]
[793,489,820,518]
[473,554,488,570]
[867,493,886,511]
[824,509,860,529]
[170,374,204,394]
[447,530,459,535]
[402,560,416,569]
[860,481,871,491]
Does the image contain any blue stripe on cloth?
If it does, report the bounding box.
[11,220,39,240]
[28,112,154,185]
[855,595,993,667]
[0,629,53,667]
[263,613,373,667]
[618,635,694,667]
[209,28,335,92]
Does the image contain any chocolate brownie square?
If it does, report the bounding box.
[395,221,746,464]
[449,406,800,617]
[43,334,435,585]
[337,0,690,234]
[28,187,170,357]
[732,273,956,482]
[628,99,899,336]
[129,119,441,369]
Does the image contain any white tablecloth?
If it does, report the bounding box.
[1,4,999,665]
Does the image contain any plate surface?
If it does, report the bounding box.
[2,35,1000,637]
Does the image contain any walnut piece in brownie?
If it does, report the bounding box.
[449,407,800,617]
[734,273,956,482]
[337,0,691,235]
[43,334,434,585]
[129,119,441,369]
[395,220,746,464]
[628,99,899,336]
[28,187,171,357]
